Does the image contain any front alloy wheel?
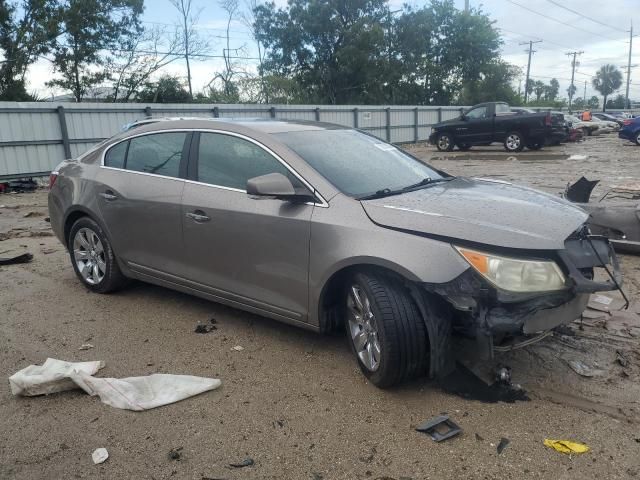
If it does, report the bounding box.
[344,272,429,388]
[436,133,454,152]
[347,285,381,372]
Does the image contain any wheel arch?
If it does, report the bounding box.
[316,258,420,334]
[316,259,452,378]
[63,206,111,249]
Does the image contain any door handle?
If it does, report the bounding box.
[99,191,117,201]
[186,211,210,223]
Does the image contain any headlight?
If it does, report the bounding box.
[455,246,566,293]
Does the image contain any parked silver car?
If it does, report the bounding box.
[49,119,623,387]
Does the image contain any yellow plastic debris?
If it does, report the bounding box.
[544,439,590,454]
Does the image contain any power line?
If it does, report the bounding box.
[504,0,621,42]
[544,0,624,33]
[497,26,576,50]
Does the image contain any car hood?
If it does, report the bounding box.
[361,177,588,250]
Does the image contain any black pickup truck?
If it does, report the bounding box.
[429,102,564,152]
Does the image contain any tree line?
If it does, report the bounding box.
[0,0,632,109]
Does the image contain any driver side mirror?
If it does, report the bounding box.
[247,172,315,202]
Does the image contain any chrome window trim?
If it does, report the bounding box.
[100,128,329,207]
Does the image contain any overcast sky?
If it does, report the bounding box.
[25,0,640,102]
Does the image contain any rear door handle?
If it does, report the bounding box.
[186,210,210,223]
[99,191,117,201]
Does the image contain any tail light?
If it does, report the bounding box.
[545,113,552,126]
[49,171,59,189]
[623,119,633,126]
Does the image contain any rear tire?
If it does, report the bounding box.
[635,131,640,146]
[344,272,428,388]
[435,132,455,152]
[68,217,128,294]
[504,131,524,152]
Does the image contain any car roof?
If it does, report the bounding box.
[123,117,349,135]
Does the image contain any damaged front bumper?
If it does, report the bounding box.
[426,234,623,338]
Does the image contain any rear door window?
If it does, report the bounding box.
[104,141,128,169]
[126,133,187,177]
[197,133,301,190]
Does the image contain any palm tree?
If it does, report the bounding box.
[592,64,623,112]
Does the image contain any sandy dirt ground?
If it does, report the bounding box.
[1,133,640,479]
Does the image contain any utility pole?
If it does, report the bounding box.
[625,22,635,109]
[520,40,542,103]
[583,80,587,104]
[566,51,584,111]
[465,0,469,12]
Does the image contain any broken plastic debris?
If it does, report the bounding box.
[543,439,590,455]
[567,359,604,377]
[415,415,462,442]
[9,358,221,411]
[92,448,109,464]
[497,437,510,454]
[567,154,588,161]
[231,345,244,351]
[9,358,104,396]
[229,457,255,468]
[79,343,94,351]
[0,253,33,265]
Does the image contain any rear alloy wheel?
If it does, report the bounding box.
[69,217,128,293]
[504,131,524,152]
[345,272,428,388]
[435,133,454,152]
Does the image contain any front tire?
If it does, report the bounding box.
[435,132,455,152]
[504,131,524,152]
[344,272,428,388]
[68,217,128,293]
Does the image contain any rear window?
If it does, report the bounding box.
[125,133,187,177]
[104,141,128,169]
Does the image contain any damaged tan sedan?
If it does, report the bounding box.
[48,119,623,387]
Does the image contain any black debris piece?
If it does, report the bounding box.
[565,177,599,203]
[195,317,218,334]
[168,447,183,461]
[437,363,529,403]
[497,437,510,454]
[415,415,462,442]
[229,457,254,468]
[0,253,33,266]
[475,433,484,442]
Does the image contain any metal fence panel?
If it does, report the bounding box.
[2,101,578,179]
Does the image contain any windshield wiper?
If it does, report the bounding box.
[357,177,454,201]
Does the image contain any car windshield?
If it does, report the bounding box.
[275,129,446,198]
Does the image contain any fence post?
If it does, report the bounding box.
[144,106,152,117]
[385,107,391,142]
[353,107,359,128]
[213,106,219,118]
[437,107,442,123]
[270,106,276,118]
[57,106,72,159]
[414,107,419,143]
[315,107,320,121]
